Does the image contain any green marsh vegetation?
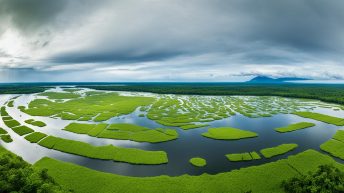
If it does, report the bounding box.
[294,112,344,126]
[11,125,34,136]
[275,122,315,133]
[145,95,316,128]
[202,127,258,140]
[25,119,46,127]
[33,150,344,193]
[0,126,8,134]
[38,91,81,99]
[63,123,178,143]
[1,105,168,164]
[0,126,11,143]
[1,134,13,143]
[320,130,344,159]
[226,152,261,162]
[189,157,207,167]
[24,132,48,143]
[260,144,298,158]
[7,100,14,107]
[21,92,155,121]
[1,107,34,136]
[37,136,168,164]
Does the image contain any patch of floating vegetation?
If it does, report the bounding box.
[17,89,344,130]
[38,92,81,99]
[0,134,13,143]
[1,106,168,164]
[84,91,104,96]
[0,118,13,143]
[294,112,344,126]
[275,122,315,133]
[226,152,261,162]
[63,88,83,92]
[202,127,258,140]
[11,126,34,136]
[37,136,168,164]
[320,130,344,160]
[34,150,344,193]
[189,157,206,167]
[25,119,46,127]
[63,123,178,143]
[24,132,47,143]
[21,92,155,121]
[7,100,14,107]
[180,124,209,130]
[0,127,7,134]
[260,144,298,158]
[146,95,320,128]
[1,107,34,136]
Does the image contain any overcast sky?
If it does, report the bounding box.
[0,0,344,82]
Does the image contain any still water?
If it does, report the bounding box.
[0,91,343,177]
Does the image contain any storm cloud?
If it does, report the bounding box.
[0,0,344,81]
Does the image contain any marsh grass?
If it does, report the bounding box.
[294,112,344,126]
[275,122,315,133]
[202,127,258,140]
[37,136,168,164]
[0,134,13,143]
[260,144,298,158]
[189,157,206,167]
[25,119,46,127]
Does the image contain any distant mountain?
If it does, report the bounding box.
[247,76,309,83]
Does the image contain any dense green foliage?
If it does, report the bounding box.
[0,84,47,94]
[64,123,178,143]
[282,164,344,193]
[0,146,68,193]
[34,150,344,193]
[25,119,46,127]
[2,83,344,105]
[202,127,258,140]
[294,112,344,126]
[80,83,344,105]
[260,144,298,158]
[275,122,315,133]
[189,157,207,167]
[37,136,168,164]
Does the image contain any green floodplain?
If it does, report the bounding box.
[1,84,344,192]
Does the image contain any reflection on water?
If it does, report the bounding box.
[0,91,343,177]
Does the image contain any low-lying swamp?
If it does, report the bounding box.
[1,87,343,176]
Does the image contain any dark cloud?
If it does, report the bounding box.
[1,0,344,81]
[0,0,68,33]
[44,0,344,65]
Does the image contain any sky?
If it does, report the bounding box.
[0,0,344,82]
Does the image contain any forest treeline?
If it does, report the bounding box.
[80,83,344,105]
[2,82,344,106]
